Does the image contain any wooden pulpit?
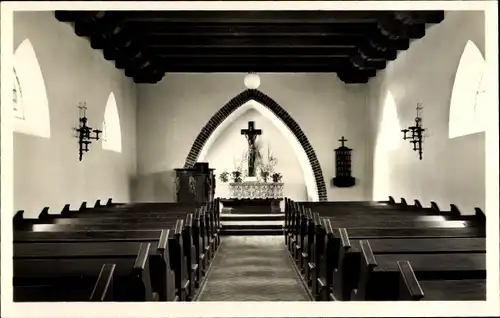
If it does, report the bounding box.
[175,162,215,205]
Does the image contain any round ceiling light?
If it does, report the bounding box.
[244,73,261,89]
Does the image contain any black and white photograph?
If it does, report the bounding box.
[1,1,498,317]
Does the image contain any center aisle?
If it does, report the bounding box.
[196,236,311,301]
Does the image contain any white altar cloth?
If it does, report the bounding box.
[229,181,284,199]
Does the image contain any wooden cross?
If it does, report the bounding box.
[241,121,262,144]
[338,136,348,147]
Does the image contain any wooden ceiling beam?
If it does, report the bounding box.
[358,42,397,61]
[159,56,352,66]
[116,11,387,24]
[377,15,426,40]
[63,12,164,82]
[394,11,445,24]
[124,22,379,35]
[350,54,387,70]
[148,46,357,56]
[54,10,445,84]
[141,35,363,47]
[157,63,378,74]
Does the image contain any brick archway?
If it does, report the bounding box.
[184,89,328,201]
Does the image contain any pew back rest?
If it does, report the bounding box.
[397,261,424,300]
[355,240,378,300]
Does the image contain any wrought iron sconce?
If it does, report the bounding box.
[74,102,102,161]
[401,103,425,160]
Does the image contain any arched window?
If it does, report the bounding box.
[373,91,401,201]
[449,40,487,138]
[13,38,51,138]
[102,92,122,153]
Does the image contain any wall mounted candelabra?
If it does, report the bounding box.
[401,103,425,160]
[332,136,356,188]
[74,102,102,161]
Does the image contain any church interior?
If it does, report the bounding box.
[3,3,499,311]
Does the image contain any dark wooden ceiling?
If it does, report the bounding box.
[54,10,444,84]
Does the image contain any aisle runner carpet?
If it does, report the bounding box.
[197,236,310,301]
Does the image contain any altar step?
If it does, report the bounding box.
[220,214,284,236]
[221,229,284,236]
[221,214,284,222]
[222,207,281,214]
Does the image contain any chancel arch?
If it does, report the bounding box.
[184,89,327,201]
[101,92,122,153]
[448,40,487,139]
[13,38,51,138]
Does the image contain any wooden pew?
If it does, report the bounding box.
[170,219,190,301]
[183,213,198,299]
[200,206,214,262]
[331,230,486,301]
[14,217,192,301]
[300,209,315,279]
[13,197,222,298]
[14,242,154,302]
[350,240,486,301]
[286,199,486,301]
[14,230,177,301]
[192,209,206,285]
[311,217,333,301]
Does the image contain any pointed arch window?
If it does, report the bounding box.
[449,40,487,138]
[102,92,122,153]
[13,38,51,138]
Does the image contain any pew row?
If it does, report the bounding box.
[13,199,222,302]
[283,197,487,301]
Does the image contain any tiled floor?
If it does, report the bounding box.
[197,236,310,301]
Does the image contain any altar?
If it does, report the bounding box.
[220,120,284,213]
[229,181,284,200]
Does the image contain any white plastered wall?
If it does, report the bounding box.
[135,73,371,202]
[200,101,314,201]
[13,11,137,217]
[368,11,491,215]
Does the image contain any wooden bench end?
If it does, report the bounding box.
[323,218,333,235]
[13,210,25,222]
[133,242,151,270]
[414,199,422,209]
[359,240,377,268]
[397,261,424,301]
[474,207,486,221]
[79,201,87,211]
[339,228,351,249]
[430,201,440,212]
[450,204,461,216]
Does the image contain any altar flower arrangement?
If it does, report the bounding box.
[230,154,245,183]
[256,144,278,181]
[260,169,270,182]
[219,171,229,183]
[231,170,242,183]
[271,172,282,183]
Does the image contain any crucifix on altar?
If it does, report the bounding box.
[241,121,262,178]
[221,119,283,213]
